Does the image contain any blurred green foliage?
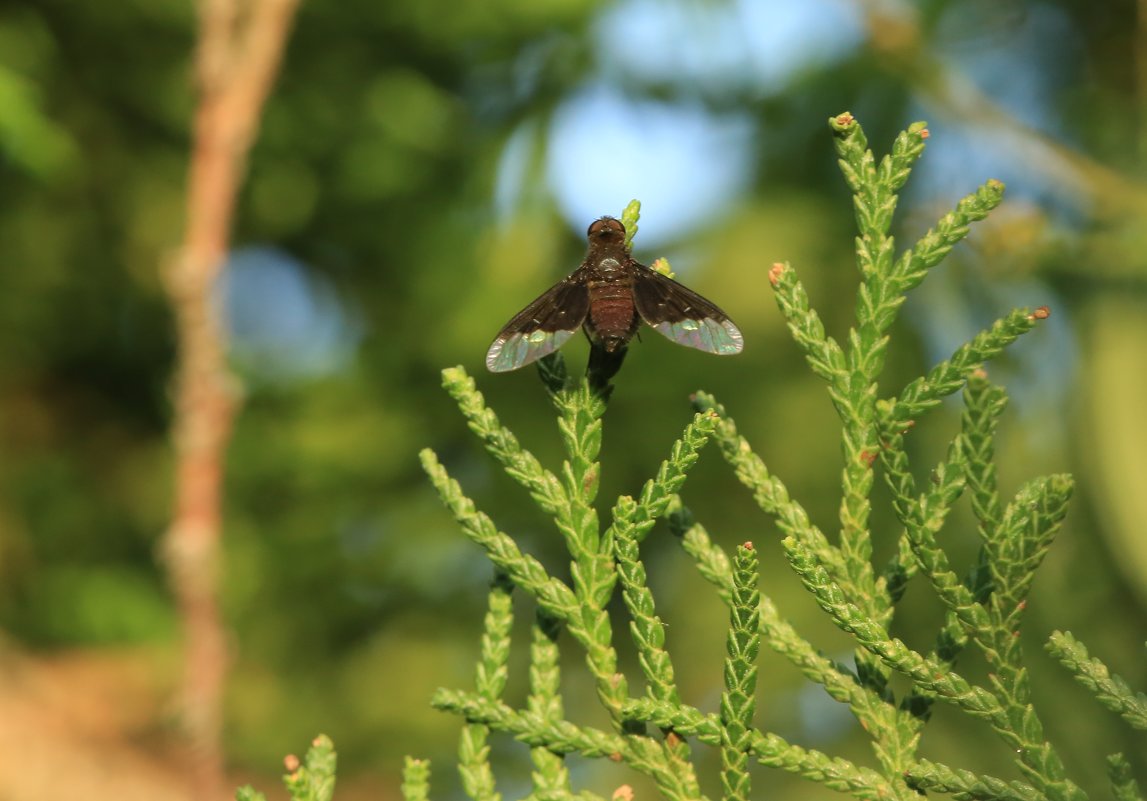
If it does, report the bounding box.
[0,0,1145,797]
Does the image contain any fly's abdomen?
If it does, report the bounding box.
[586,281,637,350]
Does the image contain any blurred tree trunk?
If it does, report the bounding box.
[162,0,300,797]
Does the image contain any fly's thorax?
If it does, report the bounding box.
[586,255,631,284]
[586,257,635,296]
[596,256,624,276]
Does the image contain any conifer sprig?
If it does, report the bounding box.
[374,114,1124,801]
[719,544,760,801]
[1046,631,1147,730]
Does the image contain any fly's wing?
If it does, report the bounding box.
[632,262,744,355]
[485,275,591,372]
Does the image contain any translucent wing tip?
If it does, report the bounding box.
[486,330,576,372]
[485,339,514,372]
[651,317,744,355]
[719,319,745,354]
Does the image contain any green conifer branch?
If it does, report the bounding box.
[402,757,433,801]
[550,381,626,719]
[975,481,1075,796]
[669,506,920,775]
[429,377,627,725]
[624,698,906,801]
[829,113,924,272]
[876,429,981,722]
[827,119,946,774]
[553,382,605,561]
[697,391,912,765]
[975,477,1076,796]
[284,735,338,801]
[875,346,1007,621]
[891,180,1005,296]
[781,530,930,783]
[756,592,898,732]
[459,719,498,801]
[442,367,567,519]
[434,691,704,801]
[880,308,1048,431]
[884,450,1077,800]
[611,412,717,547]
[692,392,853,596]
[720,544,760,801]
[723,126,971,772]
[880,434,987,635]
[749,732,905,801]
[789,467,1082,801]
[766,262,847,385]
[1106,754,1144,801]
[629,741,710,801]
[660,735,701,801]
[782,535,1004,720]
[905,759,1043,801]
[526,614,572,798]
[960,372,1008,546]
[656,121,1054,797]
[609,420,712,795]
[1046,632,1147,730]
[610,419,715,708]
[884,372,1009,715]
[434,689,625,757]
[987,475,1073,620]
[476,574,514,699]
[237,737,339,801]
[420,449,579,621]
[552,380,704,801]
[621,696,713,739]
[614,513,679,705]
[621,198,641,250]
[458,576,514,801]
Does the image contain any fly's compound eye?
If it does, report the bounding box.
[588,217,625,238]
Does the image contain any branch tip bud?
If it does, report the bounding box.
[768,263,787,287]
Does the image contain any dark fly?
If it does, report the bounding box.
[486,216,743,372]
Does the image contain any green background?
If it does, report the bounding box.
[1,0,1144,798]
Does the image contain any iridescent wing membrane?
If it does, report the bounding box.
[485,276,591,372]
[632,263,744,355]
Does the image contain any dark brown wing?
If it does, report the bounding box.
[485,274,591,372]
[632,263,744,355]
